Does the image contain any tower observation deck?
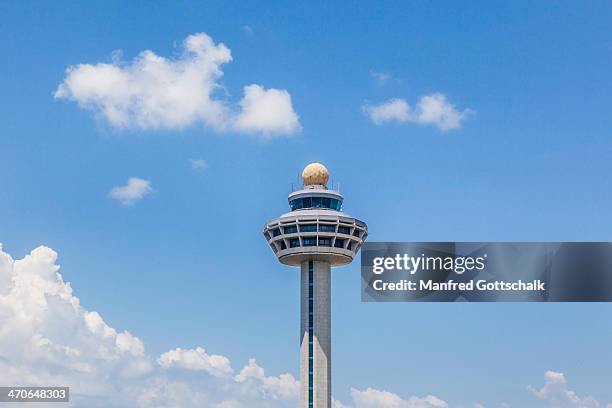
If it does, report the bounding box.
[263,163,368,408]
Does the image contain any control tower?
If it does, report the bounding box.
[263,163,367,408]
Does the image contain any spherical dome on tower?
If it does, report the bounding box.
[302,162,329,186]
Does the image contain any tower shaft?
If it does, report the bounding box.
[263,163,367,408]
[300,260,331,408]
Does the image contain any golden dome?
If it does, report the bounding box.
[302,162,329,186]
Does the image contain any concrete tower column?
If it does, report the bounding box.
[300,260,331,408]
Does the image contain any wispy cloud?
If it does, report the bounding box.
[190,158,208,170]
[370,70,391,85]
[108,177,153,205]
[55,33,300,137]
[242,25,254,34]
[363,93,473,131]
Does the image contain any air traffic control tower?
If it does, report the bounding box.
[263,163,367,408]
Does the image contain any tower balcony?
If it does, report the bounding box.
[263,209,368,266]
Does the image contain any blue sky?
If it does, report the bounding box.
[1,1,612,407]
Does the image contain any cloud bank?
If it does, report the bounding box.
[0,244,298,408]
[363,93,473,131]
[54,33,300,137]
[0,244,607,408]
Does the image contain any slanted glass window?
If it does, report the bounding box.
[289,199,303,211]
[334,239,344,248]
[353,229,361,237]
[271,228,281,237]
[283,225,298,234]
[321,197,331,208]
[338,226,351,235]
[302,197,312,208]
[289,239,300,248]
[312,197,322,208]
[319,224,336,232]
[319,238,331,246]
[303,238,316,246]
[280,240,287,250]
[334,199,343,211]
[300,224,317,232]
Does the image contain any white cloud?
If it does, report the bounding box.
[234,358,300,400]
[350,387,448,408]
[334,399,353,408]
[415,94,472,131]
[0,244,608,408]
[0,243,298,408]
[363,93,472,131]
[158,347,233,378]
[55,33,300,137]
[0,244,155,402]
[363,98,411,125]
[108,177,153,205]
[190,158,208,170]
[234,84,301,136]
[370,70,391,85]
[528,371,600,408]
[243,25,254,34]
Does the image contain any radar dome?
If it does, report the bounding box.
[302,162,329,186]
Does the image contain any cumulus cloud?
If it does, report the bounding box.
[234,84,301,136]
[363,98,410,124]
[158,347,233,378]
[363,93,472,131]
[55,33,300,137]
[350,387,448,408]
[0,244,298,408]
[528,371,600,408]
[108,177,153,205]
[1,244,608,408]
[234,358,300,400]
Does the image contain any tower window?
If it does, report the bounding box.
[353,229,361,237]
[283,225,298,234]
[319,224,336,232]
[289,199,303,211]
[303,238,316,246]
[334,239,344,248]
[338,226,351,235]
[318,238,331,247]
[289,239,300,248]
[271,228,281,237]
[300,224,317,232]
